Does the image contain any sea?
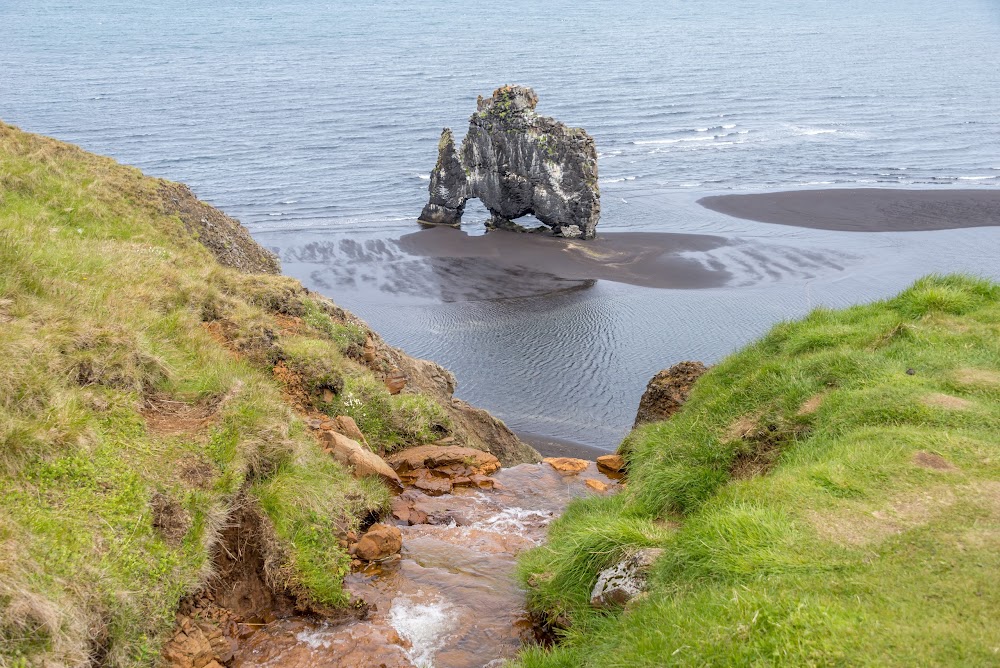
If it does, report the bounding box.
[3,0,1000,449]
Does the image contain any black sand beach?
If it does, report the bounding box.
[698,188,1000,232]
[398,227,731,290]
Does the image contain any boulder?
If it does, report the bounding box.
[322,430,402,490]
[590,548,664,609]
[353,523,403,562]
[332,415,368,446]
[633,361,708,428]
[387,445,501,476]
[384,367,407,395]
[596,454,626,473]
[543,457,590,474]
[419,85,601,240]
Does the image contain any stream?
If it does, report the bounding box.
[232,461,617,668]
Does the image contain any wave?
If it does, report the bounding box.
[633,135,716,146]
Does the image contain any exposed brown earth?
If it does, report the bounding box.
[157,182,280,274]
[913,451,958,471]
[633,361,708,427]
[922,392,974,411]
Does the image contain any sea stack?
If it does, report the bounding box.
[418,85,601,239]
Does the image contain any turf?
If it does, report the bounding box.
[516,274,1000,667]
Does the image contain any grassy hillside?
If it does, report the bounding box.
[0,121,458,667]
[517,275,1000,667]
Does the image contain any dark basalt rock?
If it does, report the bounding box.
[418,85,601,240]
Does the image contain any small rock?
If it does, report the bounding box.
[334,415,368,444]
[590,548,664,609]
[585,478,610,493]
[413,470,453,496]
[596,454,626,473]
[322,388,335,403]
[468,473,497,489]
[363,336,377,363]
[385,368,408,395]
[322,430,402,490]
[543,457,590,474]
[354,524,403,561]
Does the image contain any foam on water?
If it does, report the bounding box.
[389,594,457,668]
[476,507,554,538]
[294,628,333,650]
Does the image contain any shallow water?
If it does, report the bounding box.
[233,463,616,668]
[258,193,1000,449]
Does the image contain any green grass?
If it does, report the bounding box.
[0,121,407,666]
[516,274,1000,667]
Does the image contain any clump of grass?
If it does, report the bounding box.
[326,374,451,453]
[254,452,389,607]
[281,335,346,401]
[300,297,367,358]
[517,274,1000,667]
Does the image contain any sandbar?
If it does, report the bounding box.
[398,227,731,290]
[698,188,1000,232]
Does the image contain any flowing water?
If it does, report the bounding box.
[232,463,617,668]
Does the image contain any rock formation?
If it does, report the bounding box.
[633,361,709,427]
[419,85,601,239]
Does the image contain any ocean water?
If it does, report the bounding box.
[3,0,999,232]
[3,0,1000,449]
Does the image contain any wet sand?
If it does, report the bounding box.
[398,226,732,290]
[698,188,1000,232]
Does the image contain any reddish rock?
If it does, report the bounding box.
[596,454,626,473]
[634,361,707,427]
[391,497,431,526]
[334,414,368,445]
[585,478,611,493]
[354,524,403,561]
[161,612,237,668]
[363,336,377,364]
[412,470,453,496]
[385,367,408,394]
[543,457,590,474]
[468,473,497,489]
[387,445,501,476]
[321,430,401,490]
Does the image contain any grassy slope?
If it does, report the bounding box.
[0,122,452,667]
[517,275,1000,667]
